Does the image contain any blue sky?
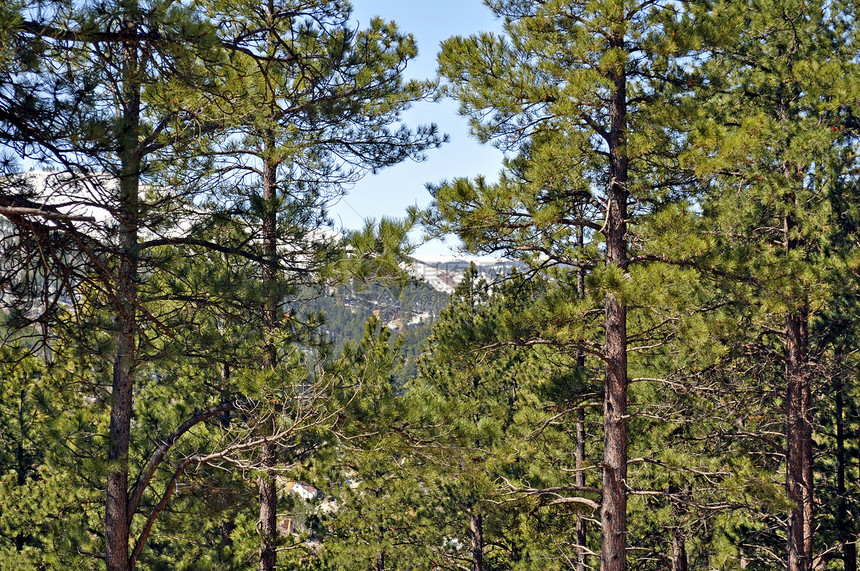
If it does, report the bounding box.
[329,0,506,256]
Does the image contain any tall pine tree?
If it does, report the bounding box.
[429,1,699,566]
[688,0,860,566]
[203,2,442,565]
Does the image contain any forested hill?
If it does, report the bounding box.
[306,256,523,381]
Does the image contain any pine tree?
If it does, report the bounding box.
[331,267,600,570]
[1,1,441,567]
[688,0,860,566]
[0,348,106,569]
[429,1,699,566]
[412,266,536,571]
[199,4,442,563]
[315,316,436,570]
[3,4,230,567]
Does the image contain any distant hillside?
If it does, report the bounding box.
[306,255,524,382]
[408,255,526,294]
[303,280,446,382]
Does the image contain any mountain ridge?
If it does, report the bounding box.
[408,254,525,294]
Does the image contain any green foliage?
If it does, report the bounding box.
[314,267,601,570]
[2,0,860,568]
[682,0,860,563]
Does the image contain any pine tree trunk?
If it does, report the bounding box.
[601,43,629,571]
[778,65,813,567]
[220,363,236,550]
[786,308,811,571]
[836,370,857,571]
[802,349,813,569]
[258,441,278,571]
[848,538,859,571]
[15,389,29,551]
[106,10,141,568]
[258,151,279,571]
[671,527,687,571]
[602,286,627,571]
[257,0,280,553]
[107,324,135,571]
[221,519,235,548]
[575,226,588,571]
[848,545,859,571]
[576,406,587,571]
[471,513,484,571]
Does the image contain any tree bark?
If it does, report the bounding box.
[258,440,278,571]
[15,388,30,551]
[105,6,141,568]
[671,526,687,571]
[600,40,629,571]
[786,308,811,571]
[258,124,280,570]
[778,58,813,567]
[836,369,857,571]
[576,405,587,571]
[575,224,588,571]
[221,519,235,547]
[848,543,859,571]
[105,158,137,571]
[471,512,484,571]
[220,364,236,550]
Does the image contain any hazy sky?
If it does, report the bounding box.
[329,0,505,256]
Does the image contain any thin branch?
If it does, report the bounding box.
[0,206,95,222]
[127,399,251,521]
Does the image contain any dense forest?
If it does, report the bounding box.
[0,0,859,569]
